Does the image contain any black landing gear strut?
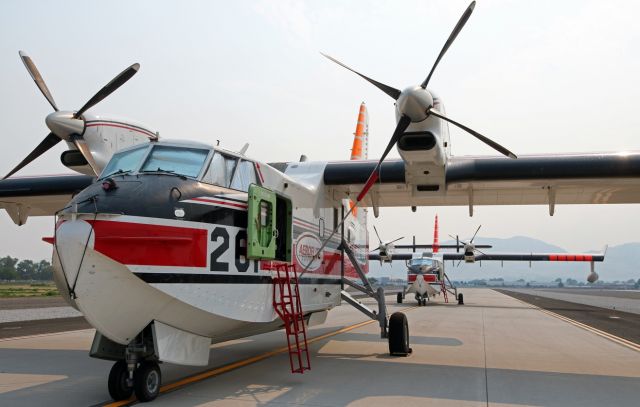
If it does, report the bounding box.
[339,240,412,357]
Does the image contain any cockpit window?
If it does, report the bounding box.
[201,153,258,191]
[141,146,209,178]
[230,160,257,191]
[410,258,433,267]
[100,145,148,179]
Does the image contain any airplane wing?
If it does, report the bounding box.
[369,253,413,261]
[393,244,492,250]
[324,152,640,213]
[369,252,606,262]
[0,174,94,225]
[441,252,605,262]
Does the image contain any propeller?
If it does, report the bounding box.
[304,1,514,274]
[322,1,516,162]
[3,51,140,179]
[373,225,383,245]
[453,225,484,266]
[369,225,404,253]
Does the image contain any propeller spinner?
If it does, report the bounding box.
[3,51,140,179]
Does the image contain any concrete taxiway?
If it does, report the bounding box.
[1,288,639,406]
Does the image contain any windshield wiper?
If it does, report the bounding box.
[101,169,132,179]
[141,168,186,179]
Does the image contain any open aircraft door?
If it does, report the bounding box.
[247,184,292,262]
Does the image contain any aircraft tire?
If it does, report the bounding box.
[133,361,161,402]
[388,312,411,356]
[457,293,464,305]
[397,293,403,304]
[421,298,427,306]
[108,360,133,401]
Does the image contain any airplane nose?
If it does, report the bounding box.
[55,219,95,287]
[45,111,84,140]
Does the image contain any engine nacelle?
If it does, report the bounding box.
[587,271,599,283]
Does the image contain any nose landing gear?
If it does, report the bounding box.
[108,358,161,402]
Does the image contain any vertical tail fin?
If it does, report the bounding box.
[350,102,368,160]
[433,214,439,253]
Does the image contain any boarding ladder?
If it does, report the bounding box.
[272,264,310,373]
[440,279,449,303]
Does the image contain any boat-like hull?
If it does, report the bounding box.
[52,216,341,347]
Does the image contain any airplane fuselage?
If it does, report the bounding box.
[52,140,369,363]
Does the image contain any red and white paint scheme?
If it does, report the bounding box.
[387,216,605,306]
[0,1,634,402]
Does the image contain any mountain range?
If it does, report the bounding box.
[368,236,640,282]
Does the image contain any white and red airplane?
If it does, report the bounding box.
[372,215,605,306]
[1,1,640,403]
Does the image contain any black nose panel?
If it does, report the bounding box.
[398,131,436,151]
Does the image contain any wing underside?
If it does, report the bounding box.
[0,174,94,225]
[324,152,640,209]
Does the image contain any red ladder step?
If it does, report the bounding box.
[272,264,310,373]
[440,279,449,303]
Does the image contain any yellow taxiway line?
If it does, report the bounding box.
[511,296,640,353]
[104,305,419,406]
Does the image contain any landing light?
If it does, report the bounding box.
[102,178,117,191]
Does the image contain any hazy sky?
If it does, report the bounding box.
[2,0,640,261]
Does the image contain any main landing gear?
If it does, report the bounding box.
[339,239,412,357]
[388,312,411,356]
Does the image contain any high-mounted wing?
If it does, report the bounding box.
[324,152,640,214]
[369,252,413,261]
[0,174,94,225]
[394,244,492,250]
[441,252,605,262]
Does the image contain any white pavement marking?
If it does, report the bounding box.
[505,288,640,314]
[0,306,82,323]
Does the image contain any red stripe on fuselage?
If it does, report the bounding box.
[89,220,207,267]
[190,197,248,209]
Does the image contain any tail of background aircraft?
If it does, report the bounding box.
[433,214,439,253]
[344,102,369,274]
[350,102,369,160]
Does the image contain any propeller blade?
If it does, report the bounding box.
[373,225,383,244]
[321,53,401,100]
[306,115,411,275]
[75,63,140,118]
[475,248,487,256]
[421,1,476,89]
[428,108,517,158]
[369,247,380,253]
[378,115,412,166]
[470,225,482,243]
[3,132,60,179]
[388,236,404,244]
[356,115,412,203]
[19,51,58,111]
[72,137,100,176]
[456,259,463,267]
